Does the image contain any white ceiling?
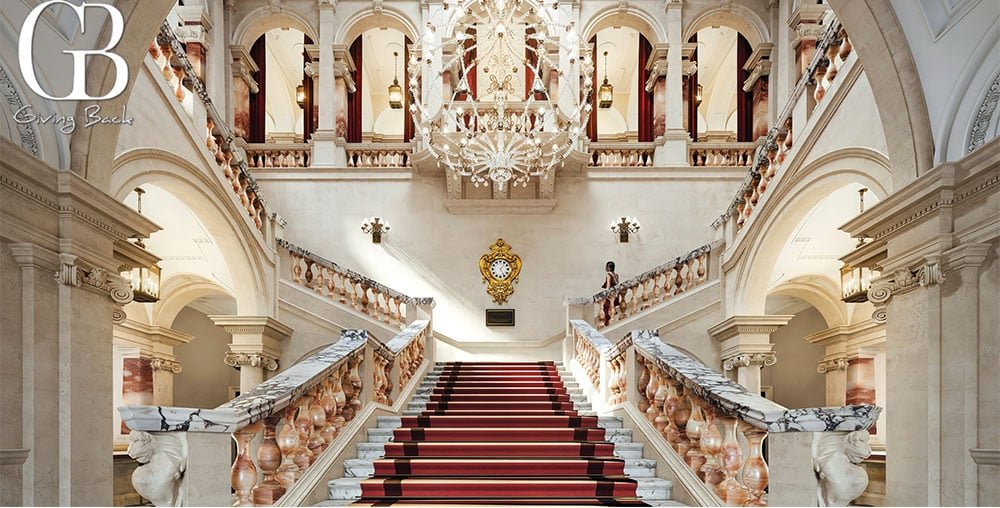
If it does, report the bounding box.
[768,183,882,291]
[123,184,236,296]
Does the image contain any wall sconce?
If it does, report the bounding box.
[296,84,306,109]
[361,217,390,243]
[388,52,404,109]
[695,83,704,106]
[598,51,614,109]
[116,188,161,302]
[610,216,640,243]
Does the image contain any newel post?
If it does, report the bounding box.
[565,298,592,365]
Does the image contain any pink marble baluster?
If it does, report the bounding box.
[685,398,706,478]
[231,422,260,507]
[637,358,651,413]
[275,407,301,489]
[700,406,725,493]
[719,417,749,506]
[252,415,286,505]
[741,425,769,506]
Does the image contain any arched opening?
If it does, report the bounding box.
[688,26,759,142]
[760,296,828,408]
[590,27,653,142]
[245,28,314,143]
[348,28,412,143]
[170,299,241,408]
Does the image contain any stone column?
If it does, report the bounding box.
[657,0,688,165]
[311,2,350,167]
[742,44,772,140]
[708,315,793,395]
[209,316,292,391]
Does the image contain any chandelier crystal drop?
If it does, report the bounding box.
[408,0,594,187]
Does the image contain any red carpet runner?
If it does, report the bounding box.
[353,362,649,506]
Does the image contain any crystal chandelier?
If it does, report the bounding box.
[408,0,593,187]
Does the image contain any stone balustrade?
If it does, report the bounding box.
[689,142,758,167]
[150,23,270,233]
[568,323,881,507]
[246,143,312,168]
[371,321,430,406]
[588,142,656,168]
[346,143,413,168]
[277,238,434,330]
[713,19,852,234]
[583,244,712,329]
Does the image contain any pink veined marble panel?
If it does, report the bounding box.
[122,357,154,434]
[653,78,666,138]
[751,80,769,140]
[846,357,876,434]
[233,80,250,139]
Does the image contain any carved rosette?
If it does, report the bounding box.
[722,352,777,371]
[225,352,279,372]
[816,357,849,374]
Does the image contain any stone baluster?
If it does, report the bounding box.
[293,395,315,468]
[637,358,651,413]
[318,379,339,445]
[231,421,260,507]
[741,424,769,506]
[331,367,347,430]
[719,416,749,505]
[307,387,328,456]
[685,397,706,477]
[645,367,661,423]
[670,382,692,457]
[653,373,670,433]
[700,406,725,492]
[252,414,286,505]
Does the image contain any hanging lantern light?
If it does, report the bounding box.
[840,262,879,303]
[388,51,404,109]
[695,83,704,106]
[599,50,614,109]
[116,188,161,303]
[295,84,306,109]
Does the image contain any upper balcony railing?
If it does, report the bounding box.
[689,141,758,167]
[712,16,852,233]
[245,143,312,169]
[346,142,413,168]
[150,22,271,233]
[277,238,433,330]
[568,322,880,507]
[589,142,656,168]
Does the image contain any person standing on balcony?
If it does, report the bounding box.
[602,261,620,327]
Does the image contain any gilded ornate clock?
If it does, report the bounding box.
[479,239,522,304]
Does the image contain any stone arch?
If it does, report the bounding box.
[682,4,770,48]
[153,274,237,329]
[935,26,1000,162]
[730,148,891,316]
[336,7,419,47]
[582,5,665,46]
[231,6,319,50]
[768,277,849,329]
[111,148,271,315]
[827,0,934,187]
[68,0,176,192]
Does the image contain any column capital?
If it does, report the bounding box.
[722,351,777,371]
[816,356,849,374]
[210,315,292,365]
[148,356,183,374]
[229,45,260,93]
[224,351,279,372]
[869,257,946,323]
[331,45,358,93]
[665,0,683,11]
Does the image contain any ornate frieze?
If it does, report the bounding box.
[722,352,777,371]
[868,259,946,323]
[224,352,279,372]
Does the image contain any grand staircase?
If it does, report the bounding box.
[325,361,680,506]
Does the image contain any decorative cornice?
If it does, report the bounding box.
[224,351,279,371]
[708,315,794,342]
[722,351,777,371]
[816,357,849,373]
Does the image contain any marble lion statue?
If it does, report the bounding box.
[812,430,873,507]
[128,430,188,506]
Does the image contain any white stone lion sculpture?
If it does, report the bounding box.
[812,429,873,507]
[128,430,188,506]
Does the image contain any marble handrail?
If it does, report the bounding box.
[150,22,271,233]
[371,320,430,405]
[576,244,712,329]
[277,238,434,330]
[712,17,851,233]
[570,320,629,408]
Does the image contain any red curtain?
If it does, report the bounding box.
[249,36,266,143]
[638,34,653,142]
[687,33,698,141]
[459,29,477,100]
[737,34,752,142]
[587,35,597,142]
[302,34,315,141]
[348,37,363,143]
[404,36,414,142]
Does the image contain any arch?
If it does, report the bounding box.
[730,148,892,316]
[768,277,849,329]
[335,6,419,47]
[582,5,665,45]
[231,6,319,51]
[683,4,770,48]
[936,24,1000,162]
[153,274,237,329]
[68,0,176,192]
[827,0,934,187]
[110,148,271,315]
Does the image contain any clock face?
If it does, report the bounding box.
[490,259,512,279]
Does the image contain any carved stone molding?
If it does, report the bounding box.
[224,352,279,371]
[968,72,999,154]
[230,45,260,93]
[722,351,777,371]
[0,65,39,155]
[55,254,134,321]
[149,357,183,374]
[869,259,946,324]
[817,357,850,374]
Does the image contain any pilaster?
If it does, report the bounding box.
[209,316,293,391]
[708,315,793,394]
[659,0,687,165]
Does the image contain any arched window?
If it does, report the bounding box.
[589,27,654,142]
[248,28,309,143]
[347,28,413,143]
[688,27,758,142]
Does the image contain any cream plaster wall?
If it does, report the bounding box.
[259,174,741,344]
[0,243,22,449]
[170,307,240,408]
[977,240,1000,502]
[761,306,827,408]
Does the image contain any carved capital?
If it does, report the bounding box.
[149,357,183,374]
[722,351,777,371]
[868,259,946,323]
[55,256,134,313]
[224,352,279,371]
[817,357,849,374]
